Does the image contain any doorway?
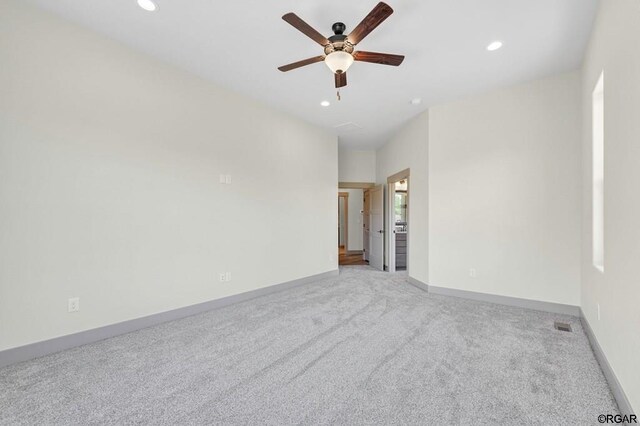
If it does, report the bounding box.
[338,192,349,254]
[387,169,410,273]
[337,183,374,266]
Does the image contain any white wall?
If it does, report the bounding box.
[428,72,582,306]
[338,149,376,183]
[342,189,363,251]
[0,0,337,351]
[580,0,640,412]
[376,113,429,283]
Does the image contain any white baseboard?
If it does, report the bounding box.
[0,270,338,369]
[406,278,579,316]
[406,276,429,292]
[580,309,635,416]
[427,284,580,316]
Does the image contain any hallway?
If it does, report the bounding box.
[339,246,368,266]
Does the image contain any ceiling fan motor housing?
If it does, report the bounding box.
[325,22,354,56]
[332,22,346,35]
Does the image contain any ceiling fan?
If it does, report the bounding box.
[278,2,405,97]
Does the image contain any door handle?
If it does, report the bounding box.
[378,230,384,234]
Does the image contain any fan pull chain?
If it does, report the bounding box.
[337,89,341,101]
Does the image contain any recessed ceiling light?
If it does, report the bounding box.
[487,41,503,51]
[410,98,422,105]
[320,100,331,107]
[137,0,157,12]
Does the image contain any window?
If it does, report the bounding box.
[592,72,604,272]
[394,180,407,225]
[394,192,407,223]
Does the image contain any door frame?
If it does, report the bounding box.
[338,182,376,189]
[387,169,410,273]
[339,182,375,261]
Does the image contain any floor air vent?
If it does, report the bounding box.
[554,322,572,332]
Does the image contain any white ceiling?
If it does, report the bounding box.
[25,0,598,149]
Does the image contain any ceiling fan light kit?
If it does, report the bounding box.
[325,52,354,74]
[278,2,405,99]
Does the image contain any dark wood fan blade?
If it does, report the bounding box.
[348,2,394,45]
[353,51,404,66]
[335,72,347,88]
[282,13,330,46]
[278,55,325,72]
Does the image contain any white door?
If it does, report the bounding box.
[363,190,370,261]
[369,185,384,271]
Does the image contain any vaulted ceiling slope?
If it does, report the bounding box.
[25,0,598,149]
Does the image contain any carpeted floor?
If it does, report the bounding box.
[0,266,618,425]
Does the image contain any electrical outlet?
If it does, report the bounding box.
[225,272,231,282]
[68,297,80,313]
[225,175,232,184]
[219,174,227,184]
[219,273,227,282]
[469,268,477,278]
[597,303,601,321]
